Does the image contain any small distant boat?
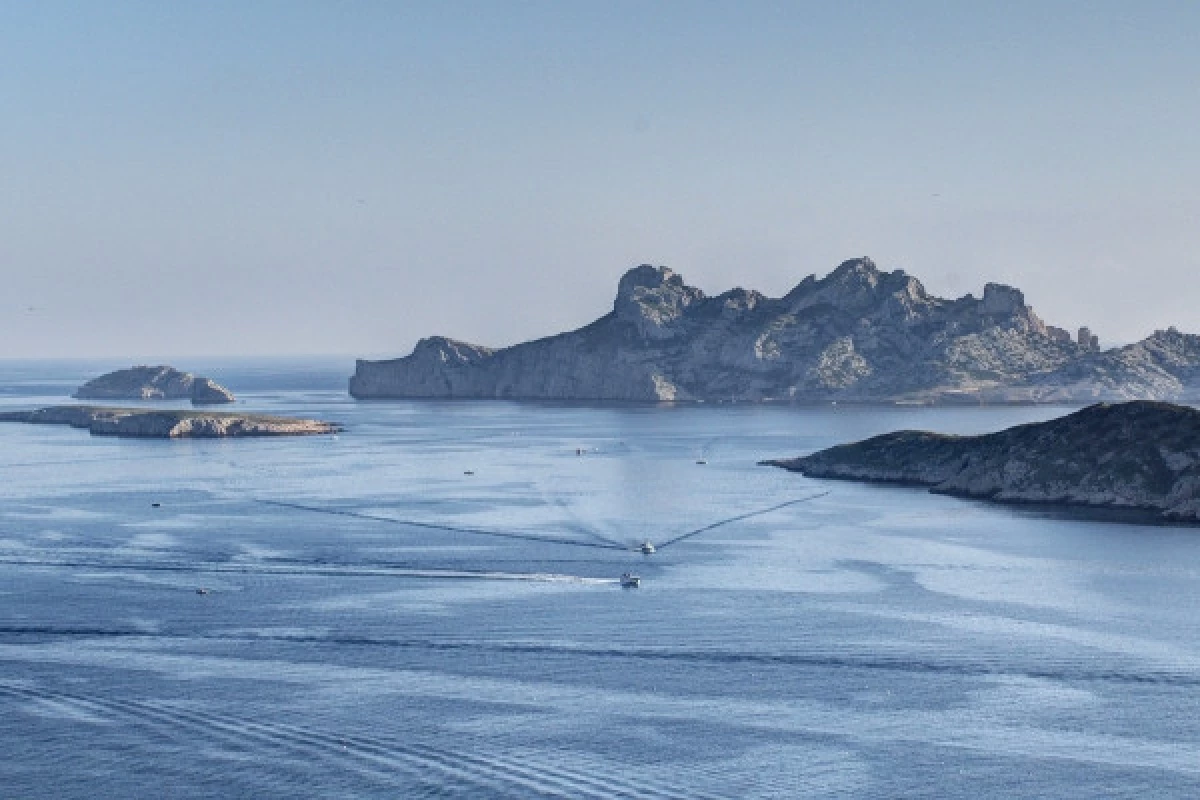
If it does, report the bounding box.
[151,503,161,508]
[464,470,474,476]
[696,459,707,465]
[639,541,656,555]
[620,573,641,588]
[195,588,209,595]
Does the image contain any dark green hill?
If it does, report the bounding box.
[763,401,1200,521]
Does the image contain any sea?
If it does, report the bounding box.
[2,359,1199,798]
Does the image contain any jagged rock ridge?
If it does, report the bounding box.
[350,259,1200,404]
[762,401,1200,522]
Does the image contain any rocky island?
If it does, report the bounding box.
[763,401,1200,522]
[74,366,236,405]
[350,258,1200,404]
[0,406,339,438]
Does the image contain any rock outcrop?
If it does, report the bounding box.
[0,406,339,438]
[762,401,1200,521]
[74,366,236,405]
[189,377,237,405]
[350,258,1200,404]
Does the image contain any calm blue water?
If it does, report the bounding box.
[2,360,1199,798]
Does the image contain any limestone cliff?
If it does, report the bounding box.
[762,401,1200,521]
[350,259,1200,404]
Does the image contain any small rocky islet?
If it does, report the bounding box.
[73,365,236,405]
[0,406,340,438]
[763,400,1200,522]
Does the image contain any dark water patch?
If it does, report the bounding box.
[4,628,1198,689]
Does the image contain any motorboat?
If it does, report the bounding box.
[619,573,641,588]
[639,541,656,555]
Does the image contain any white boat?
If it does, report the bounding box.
[639,541,656,555]
[620,573,641,588]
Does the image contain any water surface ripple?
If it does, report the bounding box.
[2,361,1199,797]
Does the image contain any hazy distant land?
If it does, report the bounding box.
[74,366,236,405]
[0,406,339,438]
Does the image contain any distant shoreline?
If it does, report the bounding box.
[0,406,341,439]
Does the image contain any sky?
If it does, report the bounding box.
[2,1,1200,358]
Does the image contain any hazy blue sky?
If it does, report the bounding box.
[3,1,1199,357]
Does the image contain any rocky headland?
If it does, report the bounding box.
[0,406,339,438]
[350,258,1200,404]
[762,401,1200,521]
[74,366,236,405]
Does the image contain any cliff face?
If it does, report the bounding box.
[763,401,1200,521]
[74,366,235,405]
[1019,328,1200,402]
[350,259,1200,404]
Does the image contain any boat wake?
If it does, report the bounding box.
[254,499,630,551]
[0,555,617,584]
[254,492,830,555]
[655,492,829,549]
